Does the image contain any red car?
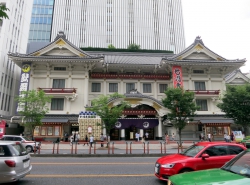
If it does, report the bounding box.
[155,142,246,181]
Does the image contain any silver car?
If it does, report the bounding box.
[0,141,32,183]
[0,135,41,153]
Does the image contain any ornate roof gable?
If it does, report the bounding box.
[28,31,91,58]
[225,69,250,84]
[167,36,226,61]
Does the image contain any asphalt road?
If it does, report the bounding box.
[8,157,167,185]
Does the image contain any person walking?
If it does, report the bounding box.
[135,132,139,142]
[100,133,104,147]
[145,132,149,141]
[75,132,80,144]
[141,135,145,147]
[89,135,94,147]
[165,134,169,144]
[64,132,69,142]
[70,134,74,145]
[207,133,211,142]
[172,133,175,141]
[83,135,89,146]
[224,133,227,142]
[230,132,234,142]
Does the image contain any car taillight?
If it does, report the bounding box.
[15,142,21,145]
[5,160,16,167]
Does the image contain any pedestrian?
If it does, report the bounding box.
[89,135,94,147]
[64,132,69,142]
[230,132,234,142]
[141,135,145,147]
[207,133,211,142]
[83,135,89,146]
[224,133,227,142]
[145,132,149,141]
[75,132,80,144]
[226,134,230,142]
[165,134,169,144]
[70,134,74,145]
[199,133,202,141]
[172,133,175,141]
[200,133,204,141]
[100,133,104,147]
[135,132,139,142]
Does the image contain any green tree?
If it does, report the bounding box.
[127,43,140,50]
[217,84,250,135]
[162,88,199,145]
[86,93,130,140]
[16,90,52,137]
[0,4,9,21]
[108,44,116,49]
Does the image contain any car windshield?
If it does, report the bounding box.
[10,143,27,156]
[180,145,205,157]
[222,151,250,178]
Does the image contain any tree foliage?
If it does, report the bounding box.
[108,44,116,49]
[0,4,9,21]
[217,84,250,135]
[16,90,52,135]
[86,93,130,136]
[162,88,199,144]
[127,43,141,50]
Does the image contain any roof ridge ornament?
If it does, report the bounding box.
[54,31,67,41]
[194,36,204,45]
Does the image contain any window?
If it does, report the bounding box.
[54,67,66,71]
[126,83,135,93]
[205,146,228,156]
[194,82,206,90]
[159,84,168,93]
[196,99,208,111]
[92,83,101,92]
[53,79,65,88]
[227,146,244,155]
[193,70,204,74]
[109,83,118,92]
[143,83,152,93]
[51,98,64,110]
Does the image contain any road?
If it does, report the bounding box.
[10,157,167,185]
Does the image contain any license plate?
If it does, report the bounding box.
[155,167,158,173]
[23,160,30,168]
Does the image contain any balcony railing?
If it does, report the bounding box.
[186,90,220,95]
[122,110,157,115]
[90,73,171,80]
[38,88,77,93]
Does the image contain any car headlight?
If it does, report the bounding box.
[161,163,175,168]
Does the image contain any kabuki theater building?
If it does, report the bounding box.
[8,31,246,141]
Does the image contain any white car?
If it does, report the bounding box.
[0,141,32,183]
[0,135,41,153]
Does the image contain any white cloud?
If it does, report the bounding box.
[182,0,250,73]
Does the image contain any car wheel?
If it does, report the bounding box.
[179,169,193,173]
[26,146,33,153]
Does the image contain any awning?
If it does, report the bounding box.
[115,118,159,129]
[41,118,69,123]
[200,119,234,124]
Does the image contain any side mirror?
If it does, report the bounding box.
[201,153,209,159]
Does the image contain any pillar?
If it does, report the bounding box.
[156,117,163,140]
[120,129,125,140]
[84,71,89,108]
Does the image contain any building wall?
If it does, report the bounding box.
[0,0,32,117]
[50,0,185,53]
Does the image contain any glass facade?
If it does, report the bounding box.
[28,0,54,42]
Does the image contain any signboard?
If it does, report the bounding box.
[232,131,244,142]
[0,120,6,138]
[17,63,31,112]
[172,66,183,88]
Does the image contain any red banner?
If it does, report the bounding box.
[0,120,6,138]
[172,66,183,88]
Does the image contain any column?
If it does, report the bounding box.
[120,129,125,140]
[139,129,143,140]
[154,81,157,99]
[103,80,107,96]
[84,71,89,108]
[157,117,163,140]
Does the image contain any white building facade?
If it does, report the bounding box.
[8,32,246,141]
[0,0,32,119]
[48,0,185,53]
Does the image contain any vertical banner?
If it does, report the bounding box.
[0,120,6,138]
[16,63,31,112]
[172,66,183,88]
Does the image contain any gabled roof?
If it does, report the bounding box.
[164,36,246,64]
[225,69,250,84]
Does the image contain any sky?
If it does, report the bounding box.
[182,0,250,73]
